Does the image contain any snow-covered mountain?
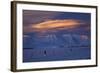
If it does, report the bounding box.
[23,33,90,49]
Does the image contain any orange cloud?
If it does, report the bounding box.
[32,19,84,31]
[23,19,85,33]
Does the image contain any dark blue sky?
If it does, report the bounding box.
[23,10,91,26]
[23,10,91,48]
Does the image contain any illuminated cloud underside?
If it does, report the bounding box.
[32,19,84,31]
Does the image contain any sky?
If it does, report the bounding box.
[23,10,91,49]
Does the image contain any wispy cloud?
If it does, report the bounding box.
[23,35,30,38]
[23,19,85,33]
[32,19,84,30]
[80,35,89,40]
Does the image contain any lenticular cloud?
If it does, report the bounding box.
[32,19,84,31]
